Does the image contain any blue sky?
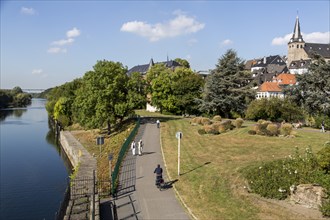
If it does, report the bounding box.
[1,1,329,89]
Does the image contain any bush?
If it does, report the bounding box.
[201,117,211,125]
[234,118,244,129]
[266,123,279,136]
[213,115,222,122]
[198,129,206,135]
[221,120,233,130]
[248,130,256,135]
[254,120,272,136]
[203,125,219,135]
[317,143,330,173]
[280,123,293,136]
[218,124,226,133]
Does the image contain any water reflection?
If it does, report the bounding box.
[0,108,27,121]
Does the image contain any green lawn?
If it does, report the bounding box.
[160,117,329,219]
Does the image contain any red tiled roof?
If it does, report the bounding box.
[274,73,296,85]
[259,82,282,92]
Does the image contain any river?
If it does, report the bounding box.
[0,98,71,220]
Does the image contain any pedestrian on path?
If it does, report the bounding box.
[138,139,143,156]
[321,120,325,132]
[131,140,136,156]
[156,119,160,128]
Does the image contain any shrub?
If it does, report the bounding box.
[221,120,233,130]
[248,130,256,135]
[317,144,330,173]
[218,125,226,133]
[198,129,206,135]
[213,115,222,122]
[211,122,221,131]
[201,117,211,125]
[234,118,244,129]
[204,125,219,135]
[280,123,293,136]
[266,123,279,136]
[254,120,272,136]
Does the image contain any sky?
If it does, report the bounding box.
[1,0,329,90]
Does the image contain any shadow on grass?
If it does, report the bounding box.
[180,161,211,176]
[162,179,179,190]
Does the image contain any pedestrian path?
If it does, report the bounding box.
[114,117,190,220]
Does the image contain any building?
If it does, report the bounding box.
[127,58,182,77]
[256,73,296,99]
[287,16,330,69]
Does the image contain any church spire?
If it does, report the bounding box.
[290,15,304,43]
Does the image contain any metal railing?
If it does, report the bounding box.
[111,117,140,195]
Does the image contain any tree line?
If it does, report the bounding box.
[45,49,330,132]
[0,87,32,109]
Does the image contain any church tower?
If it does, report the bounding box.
[287,16,307,66]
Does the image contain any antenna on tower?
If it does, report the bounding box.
[296,9,299,17]
[167,53,169,62]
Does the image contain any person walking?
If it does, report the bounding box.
[138,139,143,156]
[131,140,136,156]
[154,164,163,184]
[156,119,160,128]
[321,120,325,132]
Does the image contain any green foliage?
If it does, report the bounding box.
[246,98,304,122]
[174,58,190,69]
[317,143,330,173]
[286,56,330,117]
[73,60,131,133]
[147,64,203,115]
[198,129,206,135]
[127,72,147,110]
[242,147,330,216]
[314,114,330,130]
[198,49,255,118]
[0,87,31,108]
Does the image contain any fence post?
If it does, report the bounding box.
[92,170,95,220]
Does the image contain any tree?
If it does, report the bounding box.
[127,72,147,110]
[287,55,330,117]
[245,98,304,122]
[73,60,131,134]
[174,58,190,69]
[171,68,204,115]
[198,49,255,118]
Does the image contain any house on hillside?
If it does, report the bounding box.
[127,58,182,77]
[287,16,330,69]
[256,73,296,99]
[288,59,311,74]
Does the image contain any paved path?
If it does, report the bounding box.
[113,117,190,220]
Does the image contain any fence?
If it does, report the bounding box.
[111,117,140,195]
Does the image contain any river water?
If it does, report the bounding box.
[0,99,70,220]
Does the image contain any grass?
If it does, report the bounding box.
[160,117,329,219]
[69,119,136,180]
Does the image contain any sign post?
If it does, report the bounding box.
[96,136,104,157]
[108,153,113,182]
[176,131,182,176]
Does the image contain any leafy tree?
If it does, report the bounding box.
[11,86,23,95]
[0,90,13,109]
[171,68,204,115]
[46,78,82,125]
[287,55,330,117]
[14,93,32,107]
[127,72,147,110]
[198,49,255,118]
[174,58,190,69]
[245,98,304,122]
[73,60,131,134]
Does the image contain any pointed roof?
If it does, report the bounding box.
[290,16,304,43]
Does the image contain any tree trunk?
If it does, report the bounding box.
[107,120,111,135]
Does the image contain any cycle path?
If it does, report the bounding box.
[114,117,190,220]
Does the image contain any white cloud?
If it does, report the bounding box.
[47,47,67,54]
[51,38,75,46]
[66,27,81,38]
[48,27,80,54]
[221,39,233,46]
[120,13,205,42]
[32,69,43,75]
[21,7,36,15]
[272,32,330,45]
